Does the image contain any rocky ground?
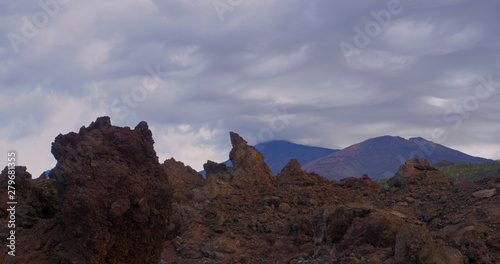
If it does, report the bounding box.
[1,117,499,263]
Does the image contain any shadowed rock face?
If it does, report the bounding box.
[228,132,276,188]
[388,157,451,188]
[278,159,329,186]
[1,123,499,264]
[164,158,205,202]
[0,116,172,264]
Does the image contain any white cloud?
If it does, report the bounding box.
[78,40,114,70]
[245,44,312,78]
[1,0,500,175]
[347,49,418,72]
[381,19,483,55]
[451,144,500,160]
[435,69,479,88]
[425,96,452,108]
[0,87,108,177]
[151,124,227,170]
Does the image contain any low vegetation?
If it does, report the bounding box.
[435,160,500,182]
[376,177,390,186]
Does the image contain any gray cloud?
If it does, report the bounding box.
[1,0,499,175]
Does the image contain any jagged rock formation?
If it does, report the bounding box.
[163,158,205,203]
[312,203,463,263]
[1,122,499,264]
[0,166,58,230]
[388,157,450,188]
[229,132,277,188]
[160,133,499,263]
[278,159,329,186]
[0,117,172,264]
[204,160,233,182]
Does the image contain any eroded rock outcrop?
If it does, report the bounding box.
[229,132,276,188]
[50,117,172,264]
[2,123,499,264]
[163,158,205,202]
[388,157,451,188]
[204,160,232,182]
[278,159,329,186]
[0,117,172,264]
[312,203,464,263]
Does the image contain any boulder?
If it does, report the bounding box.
[472,189,496,199]
[388,157,450,187]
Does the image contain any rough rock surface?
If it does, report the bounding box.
[229,132,276,188]
[2,123,499,264]
[163,158,205,203]
[204,160,233,182]
[0,117,172,264]
[388,157,451,188]
[160,135,499,263]
[278,159,329,186]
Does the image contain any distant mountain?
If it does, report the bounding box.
[200,140,339,175]
[302,136,490,181]
[254,141,340,174]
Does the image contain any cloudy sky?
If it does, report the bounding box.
[1,0,500,176]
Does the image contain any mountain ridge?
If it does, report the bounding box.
[200,135,490,181]
[200,140,340,175]
[303,135,490,181]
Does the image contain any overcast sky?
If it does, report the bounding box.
[1,0,500,175]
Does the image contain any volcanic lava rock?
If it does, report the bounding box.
[312,204,464,263]
[472,188,497,199]
[388,157,450,188]
[340,174,381,191]
[49,116,172,264]
[204,160,233,182]
[228,132,276,188]
[163,158,205,202]
[3,123,499,263]
[278,159,329,186]
[0,166,58,229]
[0,117,172,264]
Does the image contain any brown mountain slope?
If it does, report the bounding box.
[303,135,490,181]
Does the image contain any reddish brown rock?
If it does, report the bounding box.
[395,224,463,264]
[388,157,450,188]
[278,159,329,186]
[341,174,381,191]
[0,166,58,235]
[229,132,276,188]
[313,203,373,248]
[163,158,205,202]
[204,160,233,182]
[2,124,499,264]
[0,117,172,264]
[50,117,172,264]
[472,188,496,199]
